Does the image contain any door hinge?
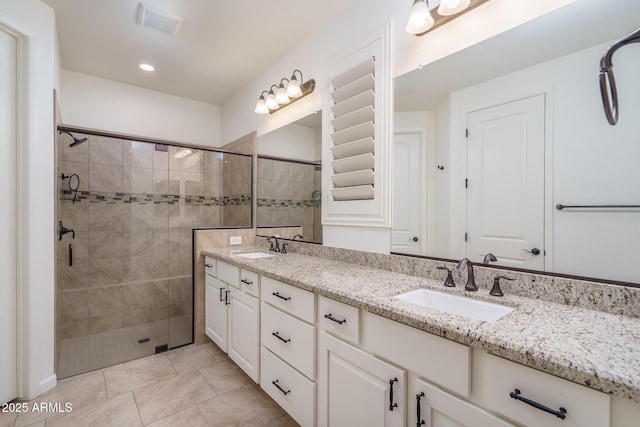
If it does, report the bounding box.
[465,178,468,189]
[465,128,469,138]
[464,233,468,242]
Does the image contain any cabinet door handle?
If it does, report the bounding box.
[225,290,230,305]
[272,292,291,301]
[272,379,290,396]
[272,332,291,343]
[324,313,346,324]
[241,278,253,285]
[219,287,224,302]
[509,389,567,419]
[205,263,213,268]
[416,392,426,426]
[389,377,398,411]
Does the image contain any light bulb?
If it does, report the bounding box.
[265,92,278,110]
[276,85,290,104]
[406,0,434,34]
[438,0,470,16]
[287,78,302,98]
[255,96,268,114]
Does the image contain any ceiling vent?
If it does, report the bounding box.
[136,3,184,37]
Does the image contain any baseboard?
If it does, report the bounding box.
[40,374,57,395]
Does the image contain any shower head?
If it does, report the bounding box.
[59,131,88,147]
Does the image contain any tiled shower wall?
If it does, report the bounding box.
[256,157,322,243]
[56,132,251,346]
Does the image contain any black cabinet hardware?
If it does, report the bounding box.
[324,313,346,324]
[219,287,224,302]
[241,278,253,285]
[509,389,567,419]
[204,263,213,268]
[69,244,73,267]
[416,392,426,426]
[225,290,230,305]
[389,378,398,411]
[272,332,291,343]
[272,380,290,396]
[272,292,291,301]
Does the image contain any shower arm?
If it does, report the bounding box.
[599,27,640,126]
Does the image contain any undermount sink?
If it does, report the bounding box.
[234,252,275,259]
[394,288,514,322]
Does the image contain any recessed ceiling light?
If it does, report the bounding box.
[139,63,155,72]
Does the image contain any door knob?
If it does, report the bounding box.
[412,236,419,242]
[521,248,541,255]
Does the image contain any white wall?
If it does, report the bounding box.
[60,70,221,147]
[0,0,57,398]
[257,123,317,161]
[220,0,576,252]
[443,41,640,283]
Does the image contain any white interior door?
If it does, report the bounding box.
[466,95,545,270]
[392,131,425,255]
[0,26,17,404]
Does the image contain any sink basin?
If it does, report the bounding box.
[394,288,514,322]
[234,252,275,259]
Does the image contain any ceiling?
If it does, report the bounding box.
[42,0,353,105]
[395,0,640,111]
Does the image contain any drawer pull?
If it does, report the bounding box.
[205,263,213,268]
[219,287,225,302]
[241,278,253,285]
[509,389,567,420]
[272,292,291,301]
[324,313,347,324]
[272,379,290,396]
[272,332,291,343]
[389,377,398,411]
[416,392,426,426]
[225,290,230,305]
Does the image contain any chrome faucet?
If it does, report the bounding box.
[457,258,478,291]
[268,235,280,252]
[483,253,497,264]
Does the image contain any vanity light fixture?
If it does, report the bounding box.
[254,69,315,114]
[406,0,490,36]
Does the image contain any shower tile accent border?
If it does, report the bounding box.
[256,198,319,208]
[59,189,252,206]
[255,236,640,318]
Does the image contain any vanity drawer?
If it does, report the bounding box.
[261,302,316,379]
[318,295,360,345]
[240,268,259,297]
[261,276,315,323]
[261,346,315,427]
[217,260,239,287]
[204,256,216,277]
[474,350,610,427]
[362,312,470,397]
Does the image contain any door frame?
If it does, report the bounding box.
[0,15,31,399]
[393,128,429,256]
[449,83,555,272]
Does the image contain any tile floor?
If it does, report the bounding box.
[58,317,192,379]
[1,343,299,427]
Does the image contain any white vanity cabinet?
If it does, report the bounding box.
[317,331,405,427]
[260,277,316,427]
[205,275,228,351]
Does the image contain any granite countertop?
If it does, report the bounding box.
[202,247,640,403]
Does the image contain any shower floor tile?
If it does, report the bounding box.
[58,316,191,379]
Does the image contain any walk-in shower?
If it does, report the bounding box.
[55,129,252,378]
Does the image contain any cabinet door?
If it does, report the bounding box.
[412,378,514,427]
[318,332,405,427]
[205,276,228,352]
[228,288,260,383]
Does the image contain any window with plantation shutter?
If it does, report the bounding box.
[323,28,390,227]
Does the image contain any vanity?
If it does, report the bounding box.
[201,244,640,427]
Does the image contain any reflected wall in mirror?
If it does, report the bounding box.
[256,112,323,244]
[392,0,640,284]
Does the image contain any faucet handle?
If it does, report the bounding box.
[490,276,515,297]
[436,266,456,287]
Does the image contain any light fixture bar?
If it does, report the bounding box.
[268,79,315,114]
[254,70,315,115]
[408,0,491,36]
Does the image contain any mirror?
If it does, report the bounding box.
[256,112,323,244]
[392,0,640,284]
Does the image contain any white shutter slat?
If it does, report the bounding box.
[331,57,375,90]
[330,137,375,159]
[331,185,374,201]
[331,153,374,174]
[330,121,374,145]
[331,73,374,104]
[331,90,375,118]
[331,105,375,132]
[331,169,375,187]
